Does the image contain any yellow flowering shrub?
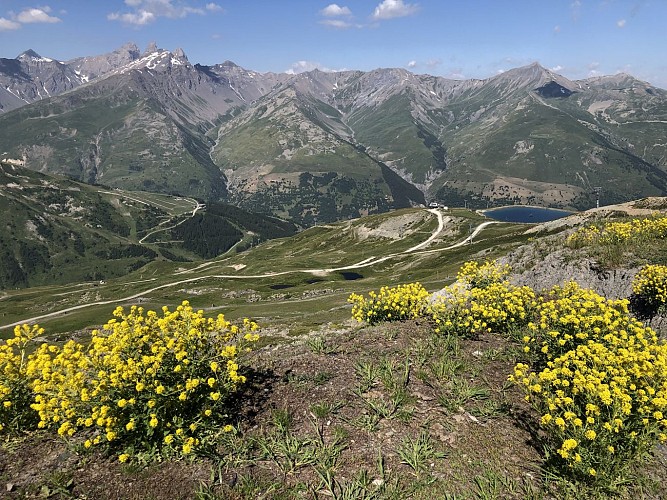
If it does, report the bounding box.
[348,282,429,325]
[428,280,536,338]
[26,301,259,461]
[632,264,667,310]
[511,281,667,481]
[0,324,43,433]
[521,282,638,368]
[456,260,510,289]
[566,216,667,248]
[513,324,667,481]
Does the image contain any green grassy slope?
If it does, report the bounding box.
[0,206,528,336]
[0,165,296,290]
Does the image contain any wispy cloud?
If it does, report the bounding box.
[0,5,61,31]
[570,0,581,21]
[553,25,561,34]
[616,18,626,28]
[285,60,346,74]
[320,4,352,17]
[319,4,359,29]
[0,17,21,31]
[551,65,564,72]
[16,6,61,24]
[445,68,465,79]
[108,0,220,26]
[426,58,442,69]
[588,61,601,77]
[407,60,417,68]
[371,0,419,20]
[320,19,355,29]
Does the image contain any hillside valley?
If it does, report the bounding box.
[0,161,296,289]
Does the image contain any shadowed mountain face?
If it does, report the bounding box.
[1,45,666,222]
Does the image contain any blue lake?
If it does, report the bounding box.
[483,206,573,223]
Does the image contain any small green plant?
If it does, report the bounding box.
[271,408,293,433]
[257,431,318,475]
[310,401,345,419]
[350,413,381,432]
[354,360,379,392]
[429,356,463,380]
[306,336,336,355]
[395,431,446,477]
[438,378,489,413]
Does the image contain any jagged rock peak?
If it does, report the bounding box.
[16,49,57,63]
[172,47,189,63]
[143,41,159,55]
[116,42,140,58]
[489,61,577,93]
[18,49,41,59]
[219,60,239,68]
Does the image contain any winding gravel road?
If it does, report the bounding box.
[0,209,497,329]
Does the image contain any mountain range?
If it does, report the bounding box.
[1,42,667,224]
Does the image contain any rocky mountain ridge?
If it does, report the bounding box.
[1,43,666,224]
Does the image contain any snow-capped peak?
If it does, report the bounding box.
[17,49,55,63]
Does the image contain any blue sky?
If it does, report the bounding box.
[1,1,666,88]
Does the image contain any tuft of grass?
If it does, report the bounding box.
[395,430,446,477]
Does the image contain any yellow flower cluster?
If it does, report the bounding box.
[632,264,667,309]
[4,301,259,461]
[456,260,510,289]
[429,280,536,337]
[511,285,667,481]
[348,282,429,325]
[566,216,667,248]
[0,324,43,433]
[521,282,636,368]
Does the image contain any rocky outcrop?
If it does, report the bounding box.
[506,248,639,299]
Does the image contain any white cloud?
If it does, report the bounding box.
[319,19,354,29]
[372,0,419,20]
[407,60,417,68]
[0,17,21,30]
[446,70,465,79]
[321,4,352,17]
[285,60,345,74]
[551,65,563,72]
[617,18,626,28]
[108,10,155,25]
[108,0,219,26]
[16,7,61,23]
